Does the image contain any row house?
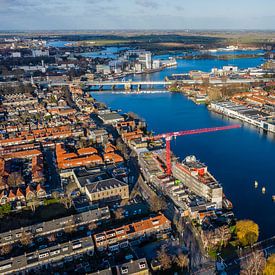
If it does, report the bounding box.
[0,184,46,205]
[93,213,171,252]
[56,143,103,170]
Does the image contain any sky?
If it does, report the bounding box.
[0,0,275,30]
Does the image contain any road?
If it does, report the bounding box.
[221,237,275,274]
[44,149,61,192]
[136,174,215,274]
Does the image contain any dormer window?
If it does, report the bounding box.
[139,262,146,269]
[121,267,128,274]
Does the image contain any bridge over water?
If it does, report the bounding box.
[1,78,273,90]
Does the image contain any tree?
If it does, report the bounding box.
[217,225,231,248]
[88,222,97,231]
[64,222,76,234]
[29,198,39,212]
[156,245,172,270]
[114,207,124,220]
[174,253,189,272]
[0,204,12,218]
[240,251,266,275]
[150,195,167,212]
[60,196,72,209]
[51,191,60,199]
[236,220,259,247]
[20,232,33,246]
[0,244,12,255]
[7,172,23,187]
[48,234,56,242]
[264,254,275,275]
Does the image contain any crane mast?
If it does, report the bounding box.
[146,124,241,176]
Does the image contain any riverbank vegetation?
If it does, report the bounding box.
[235,219,259,246]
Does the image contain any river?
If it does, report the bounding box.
[91,54,275,240]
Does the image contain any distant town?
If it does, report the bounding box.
[0,31,274,275]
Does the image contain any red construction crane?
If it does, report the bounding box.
[146,124,241,176]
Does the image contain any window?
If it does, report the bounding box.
[50,249,60,256]
[121,267,128,274]
[139,262,146,269]
[72,243,82,250]
[39,252,49,259]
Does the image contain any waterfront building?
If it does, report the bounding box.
[139,52,152,70]
[172,156,223,208]
[98,112,124,125]
[210,101,275,133]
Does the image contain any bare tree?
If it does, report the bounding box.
[217,225,231,248]
[64,222,76,234]
[29,198,39,212]
[114,208,124,220]
[51,191,60,199]
[47,234,56,242]
[174,253,189,272]
[60,196,72,209]
[0,244,12,255]
[157,245,172,270]
[7,172,23,187]
[20,232,33,246]
[150,195,167,212]
[88,222,97,231]
[240,251,266,275]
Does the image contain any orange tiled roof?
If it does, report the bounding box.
[103,153,123,163]
[58,154,103,169]
[77,147,98,156]
[3,149,42,160]
[36,183,45,192]
[104,143,116,154]
[16,188,25,197]
[94,214,170,245]
[8,190,16,199]
[26,185,35,194]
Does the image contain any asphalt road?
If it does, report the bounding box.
[44,149,61,192]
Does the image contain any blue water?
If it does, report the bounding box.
[210,49,264,56]
[125,57,265,82]
[92,92,275,239]
[91,54,274,239]
[47,40,74,47]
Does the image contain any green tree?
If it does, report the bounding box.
[264,254,275,275]
[0,204,12,218]
[236,220,259,246]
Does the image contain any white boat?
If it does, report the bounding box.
[254,180,258,188]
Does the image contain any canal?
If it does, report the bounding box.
[91,54,275,240]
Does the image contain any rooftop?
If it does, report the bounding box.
[85,178,128,193]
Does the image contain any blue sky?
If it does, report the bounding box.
[0,0,274,30]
